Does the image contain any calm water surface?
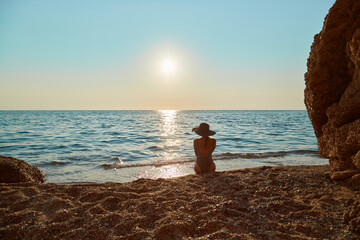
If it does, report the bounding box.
[0,110,327,183]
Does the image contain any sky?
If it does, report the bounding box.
[0,0,336,110]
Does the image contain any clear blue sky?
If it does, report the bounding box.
[0,0,336,110]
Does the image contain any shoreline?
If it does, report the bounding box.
[42,154,329,184]
[1,164,360,239]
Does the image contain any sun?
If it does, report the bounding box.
[161,59,176,74]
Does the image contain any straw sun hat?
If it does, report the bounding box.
[192,123,216,137]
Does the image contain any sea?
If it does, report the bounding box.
[0,110,328,184]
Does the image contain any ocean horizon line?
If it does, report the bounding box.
[0,109,307,111]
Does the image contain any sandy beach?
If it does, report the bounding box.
[1,165,359,239]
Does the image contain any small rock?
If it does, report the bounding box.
[0,155,45,183]
[330,170,360,180]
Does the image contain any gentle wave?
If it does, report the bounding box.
[101,158,192,169]
[37,161,69,167]
[214,150,320,160]
[100,150,321,170]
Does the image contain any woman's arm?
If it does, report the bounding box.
[211,139,216,153]
[193,139,198,156]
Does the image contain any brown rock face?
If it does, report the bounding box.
[0,156,45,183]
[305,0,360,179]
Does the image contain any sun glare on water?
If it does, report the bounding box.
[161,59,176,74]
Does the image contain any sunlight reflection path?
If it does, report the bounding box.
[150,110,187,178]
[131,110,192,180]
[160,110,177,136]
[160,110,181,160]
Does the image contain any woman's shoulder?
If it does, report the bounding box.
[208,138,216,146]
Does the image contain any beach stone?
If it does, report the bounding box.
[330,170,360,181]
[352,151,360,169]
[304,0,360,179]
[0,155,45,183]
[344,195,360,232]
[340,174,360,191]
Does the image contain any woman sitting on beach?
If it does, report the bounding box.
[192,123,216,174]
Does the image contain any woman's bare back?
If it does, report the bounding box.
[194,137,216,158]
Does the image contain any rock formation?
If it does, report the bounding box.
[305,0,360,180]
[0,156,45,183]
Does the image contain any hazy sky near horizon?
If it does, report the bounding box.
[0,0,336,110]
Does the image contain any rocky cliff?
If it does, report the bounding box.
[305,0,360,180]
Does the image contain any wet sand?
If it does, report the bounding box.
[1,165,359,239]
